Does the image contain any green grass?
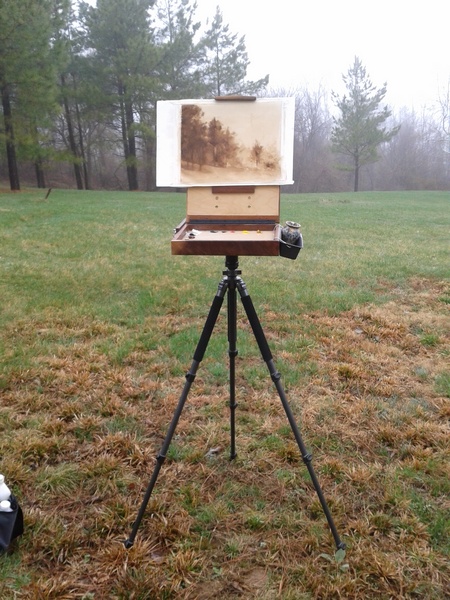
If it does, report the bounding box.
[1,189,448,327]
[1,188,448,375]
[0,188,449,599]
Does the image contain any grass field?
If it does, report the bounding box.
[0,188,449,598]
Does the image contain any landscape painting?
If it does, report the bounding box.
[156,98,294,187]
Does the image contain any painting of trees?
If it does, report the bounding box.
[181,104,207,167]
[208,118,223,166]
[181,105,239,172]
[251,141,263,166]
[172,99,290,185]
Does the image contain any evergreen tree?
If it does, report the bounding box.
[0,0,56,190]
[56,0,89,190]
[201,6,268,97]
[28,0,74,189]
[155,0,206,99]
[83,0,158,191]
[331,56,400,191]
[134,0,206,188]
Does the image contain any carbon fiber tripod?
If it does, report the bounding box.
[124,256,344,550]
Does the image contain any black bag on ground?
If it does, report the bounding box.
[0,496,24,553]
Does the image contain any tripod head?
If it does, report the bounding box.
[224,255,240,273]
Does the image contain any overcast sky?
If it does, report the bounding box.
[194,0,449,111]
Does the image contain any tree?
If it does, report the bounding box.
[56,1,91,190]
[0,0,57,190]
[331,57,400,191]
[437,79,450,179]
[377,107,449,191]
[84,0,158,191]
[136,0,206,188]
[155,0,205,99]
[292,86,334,192]
[201,6,268,97]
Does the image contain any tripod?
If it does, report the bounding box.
[125,256,345,550]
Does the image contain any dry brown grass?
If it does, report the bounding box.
[1,278,449,599]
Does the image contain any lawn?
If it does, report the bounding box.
[0,188,449,598]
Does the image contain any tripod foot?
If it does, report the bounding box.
[123,538,134,549]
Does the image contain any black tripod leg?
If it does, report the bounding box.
[124,279,228,548]
[227,271,238,460]
[237,278,345,551]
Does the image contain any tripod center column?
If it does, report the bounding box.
[225,255,239,273]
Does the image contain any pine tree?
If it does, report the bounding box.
[56,0,88,190]
[0,0,57,190]
[84,0,158,191]
[201,7,268,97]
[331,56,400,191]
[156,0,206,99]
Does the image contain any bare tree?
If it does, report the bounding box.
[437,80,450,179]
[293,86,335,192]
[437,80,450,138]
[374,106,450,190]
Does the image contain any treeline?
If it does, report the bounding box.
[0,1,449,192]
[289,85,450,192]
[0,0,267,192]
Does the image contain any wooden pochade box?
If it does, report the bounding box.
[171,185,282,256]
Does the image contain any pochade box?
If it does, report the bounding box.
[157,96,301,258]
[171,185,282,256]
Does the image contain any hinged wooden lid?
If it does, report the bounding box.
[186,185,280,222]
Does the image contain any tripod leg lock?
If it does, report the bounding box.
[270,370,281,383]
[185,371,196,383]
[302,452,313,463]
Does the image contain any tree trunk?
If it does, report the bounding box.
[125,97,138,191]
[119,82,139,191]
[143,135,156,191]
[1,84,20,191]
[61,74,84,190]
[35,158,46,188]
[354,155,360,192]
[75,100,90,190]
[119,88,130,188]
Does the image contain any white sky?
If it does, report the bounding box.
[194,0,450,111]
